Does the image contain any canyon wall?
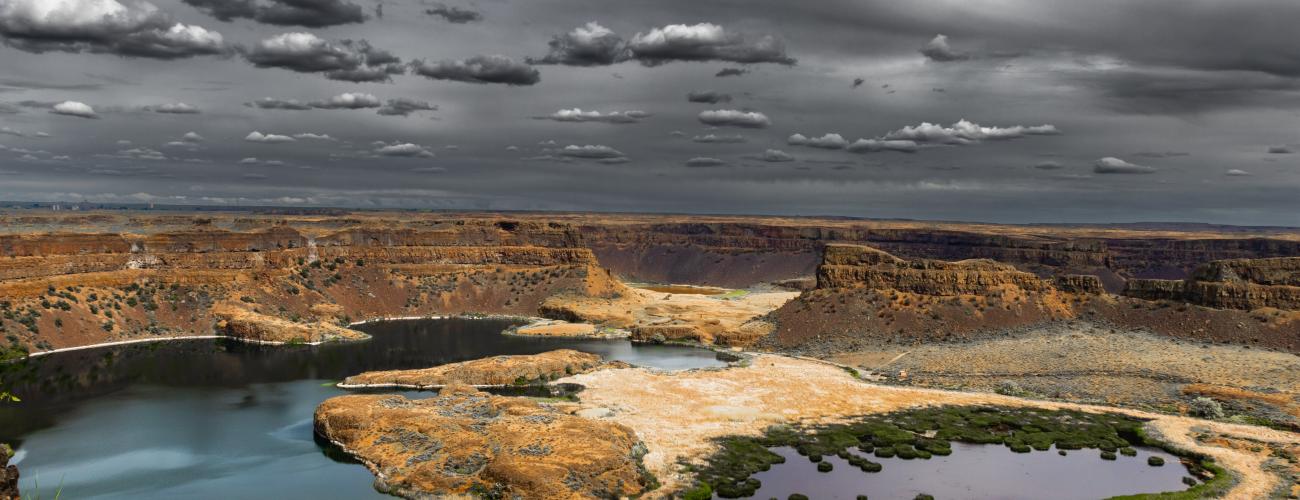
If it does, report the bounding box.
[767,243,1300,354]
[0,224,622,352]
[1123,257,1300,310]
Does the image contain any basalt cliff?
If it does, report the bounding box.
[767,244,1300,353]
[2,210,1298,354]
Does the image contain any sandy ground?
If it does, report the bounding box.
[562,354,1300,499]
[543,287,799,345]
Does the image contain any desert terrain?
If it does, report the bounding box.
[2,208,1299,498]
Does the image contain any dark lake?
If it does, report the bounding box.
[0,318,725,499]
[747,443,1193,499]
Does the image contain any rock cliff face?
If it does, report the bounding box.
[767,243,1300,354]
[816,244,1049,295]
[314,385,652,499]
[0,223,624,352]
[1123,257,1300,310]
[339,350,607,389]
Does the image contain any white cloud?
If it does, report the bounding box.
[761,149,794,162]
[375,142,435,158]
[1093,157,1156,174]
[846,139,919,153]
[787,133,848,149]
[692,134,746,143]
[51,100,98,118]
[538,108,649,124]
[698,109,770,128]
[557,144,625,159]
[1225,169,1251,176]
[181,131,204,142]
[882,119,1060,145]
[245,131,296,143]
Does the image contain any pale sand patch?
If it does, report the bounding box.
[515,320,599,337]
[563,354,1300,498]
[543,287,798,345]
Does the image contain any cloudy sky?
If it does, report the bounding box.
[1,0,1298,225]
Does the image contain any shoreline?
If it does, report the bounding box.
[20,313,547,359]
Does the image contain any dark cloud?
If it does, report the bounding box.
[411,55,540,85]
[424,4,482,23]
[531,22,794,67]
[535,108,649,124]
[919,34,968,62]
[852,78,865,88]
[376,98,437,116]
[0,0,229,59]
[627,23,795,66]
[1093,157,1156,174]
[760,149,794,162]
[1074,66,1300,114]
[845,139,919,154]
[697,109,770,128]
[687,90,732,104]
[714,68,747,77]
[528,22,626,66]
[248,97,312,110]
[183,0,365,27]
[243,34,403,82]
[1267,146,1293,154]
[0,78,104,91]
[685,156,727,167]
[1033,160,1065,170]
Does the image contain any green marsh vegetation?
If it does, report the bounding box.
[684,405,1233,499]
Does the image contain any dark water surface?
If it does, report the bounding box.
[0,318,724,499]
[749,444,1193,499]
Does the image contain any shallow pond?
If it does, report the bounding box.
[0,318,725,499]
[748,443,1193,499]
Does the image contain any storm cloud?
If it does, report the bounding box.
[182,0,366,27]
[410,55,540,85]
[243,34,403,82]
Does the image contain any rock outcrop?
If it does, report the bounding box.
[816,244,1049,295]
[314,385,653,499]
[0,445,17,500]
[213,304,369,344]
[1123,257,1300,310]
[338,350,607,389]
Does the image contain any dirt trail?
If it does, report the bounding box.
[563,354,1300,498]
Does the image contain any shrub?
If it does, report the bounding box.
[789,495,809,500]
[681,483,712,500]
[1190,397,1224,419]
[1100,450,1117,460]
[1148,456,1165,466]
[817,461,833,472]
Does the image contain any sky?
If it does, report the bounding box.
[1,0,1298,226]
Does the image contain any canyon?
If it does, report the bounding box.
[3,208,1300,499]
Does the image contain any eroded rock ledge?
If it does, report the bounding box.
[313,385,653,499]
[214,304,369,344]
[338,349,609,389]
